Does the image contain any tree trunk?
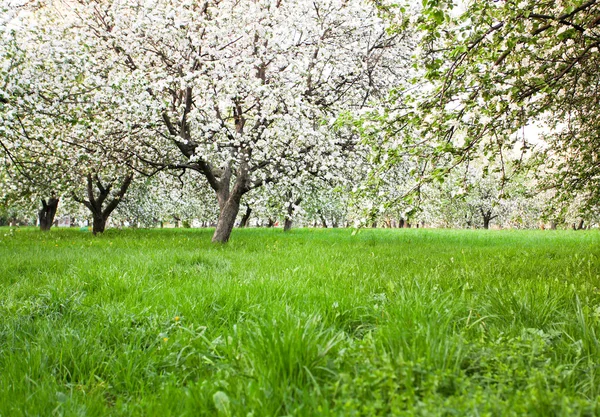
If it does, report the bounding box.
[39,196,59,231]
[398,218,405,228]
[74,173,133,236]
[321,215,328,228]
[481,209,495,230]
[284,217,293,232]
[283,196,302,233]
[93,215,107,235]
[212,193,242,243]
[577,219,585,230]
[239,205,252,228]
[483,217,490,229]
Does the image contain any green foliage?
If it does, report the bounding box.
[376,0,600,215]
[0,228,599,415]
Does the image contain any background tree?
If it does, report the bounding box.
[0,11,62,230]
[375,0,600,218]
[1,6,146,234]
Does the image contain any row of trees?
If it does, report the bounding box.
[1,0,598,240]
[5,164,595,231]
[1,0,412,241]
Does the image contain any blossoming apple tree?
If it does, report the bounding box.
[1,5,142,233]
[56,0,408,242]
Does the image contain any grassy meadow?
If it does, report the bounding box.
[0,227,599,416]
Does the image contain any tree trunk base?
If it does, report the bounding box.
[284,218,293,232]
[212,197,241,243]
[93,217,107,235]
[39,197,59,231]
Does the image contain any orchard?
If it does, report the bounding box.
[1,1,599,415]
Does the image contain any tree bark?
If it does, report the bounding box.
[93,215,107,234]
[211,170,247,243]
[283,196,302,233]
[483,217,490,229]
[39,196,59,231]
[283,217,293,232]
[239,204,252,228]
[212,193,242,243]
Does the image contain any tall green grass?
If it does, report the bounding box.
[0,227,599,416]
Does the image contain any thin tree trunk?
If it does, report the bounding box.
[321,215,328,228]
[284,196,302,233]
[239,204,252,228]
[481,209,496,230]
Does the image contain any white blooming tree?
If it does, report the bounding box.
[0,4,149,234]
[1,5,66,229]
[243,171,352,231]
[115,171,219,228]
[49,0,408,242]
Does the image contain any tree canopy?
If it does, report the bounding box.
[1,0,599,236]
[378,0,600,215]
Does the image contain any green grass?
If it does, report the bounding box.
[1,227,599,416]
